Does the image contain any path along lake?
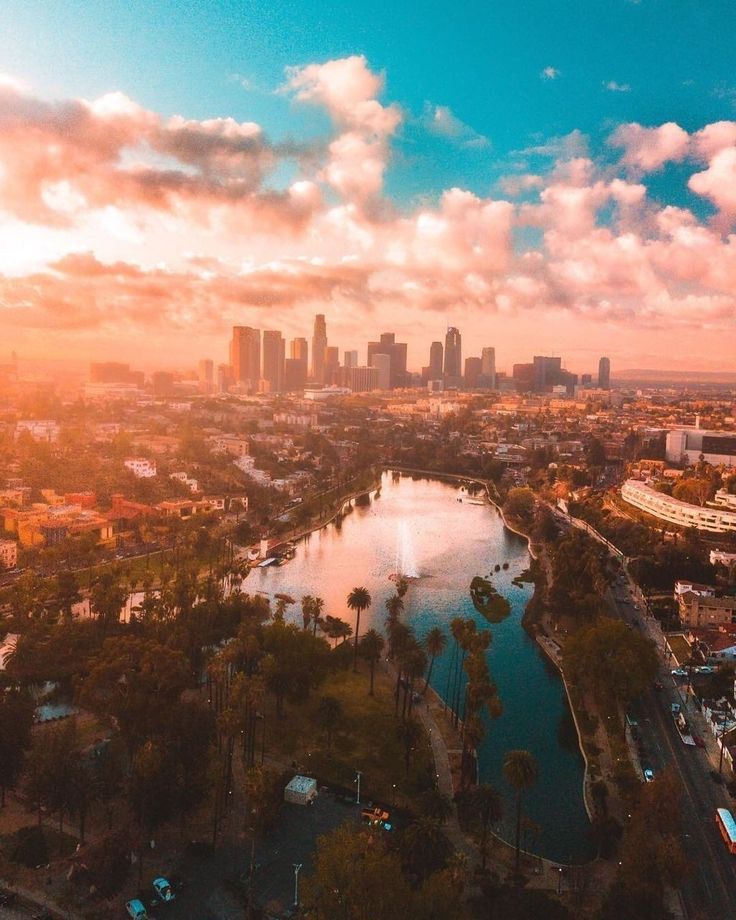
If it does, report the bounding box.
[254,471,591,863]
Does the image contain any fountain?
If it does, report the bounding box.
[395,520,419,578]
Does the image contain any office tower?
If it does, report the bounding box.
[324,346,340,384]
[152,371,175,397]
[348,365,380,392]
[367,332,408,388]
[262,330,285,393]
[311,314,328,383]
[198,359,214,394]
[443,327,462,379]
[90,362,144,386]
[230,326,261,388]
[344,350,358,368]
[370,353,391,390]
[429,341,443,378]
[464,357,482,389]
[533,355,562,392]
[581,373,592,386]
[480,347,496,389]
[216,363,232,393]
[598,356,611,390]
[284,358,307,391]
[291,337,308,365]
[513,363,535,392]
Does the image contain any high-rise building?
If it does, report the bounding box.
[198,359,214,394]
[368,332,408,388]
[216,363,232,393]
[533,356,562,392]
[291,337,308,364]
[370,353,391,390]
[480,347,496,389]
[581,373,593,386]
[284,358,307,391]
[348,365,380,392]
[464,357,482,389]
[90,362,144,386]
[262,330,285,393]
[344,350,358,368]
[429,341,443,378]
[324,346,340,385]
[230,326,261,388]
[443,327,462,379]
[152,371,175,397]
[311,314,328,383]
[513,363,535,392]
[598,356,611,390]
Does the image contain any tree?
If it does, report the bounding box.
[423,627,447,693]
[359,629,385,695]
[347,586,372,672]
[317,695,343,753]
[53,571,81,622]
[502,749,538,873]
[89,570,127,630]
[456,783,502,870]
[503,488,535,526]
[0,692,34,806]
[400,816,453,882]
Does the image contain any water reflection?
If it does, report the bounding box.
[256,471,591,863]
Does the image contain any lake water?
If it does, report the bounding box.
[253,471,591,863]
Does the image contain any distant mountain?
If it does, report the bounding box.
[615,368,736,384]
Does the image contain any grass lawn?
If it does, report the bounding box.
[263,662,434,808]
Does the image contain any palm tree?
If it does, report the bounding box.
[469,784,502,870]
[311,596,325,636]
[359,629,385,695]
[503,749,539,873]
[384,594,404,658]
[301,594,314,631]
[423,627,446,693]
[347,587,372,672]
[317,695,343,753]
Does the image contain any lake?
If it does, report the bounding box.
[253,470,591,863]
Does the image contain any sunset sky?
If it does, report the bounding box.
[1,0,736,373]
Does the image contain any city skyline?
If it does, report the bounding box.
[2,3,736,371]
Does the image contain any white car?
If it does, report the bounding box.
[644,768,654,783]
[671,668,688,677]
[153,877,175,902]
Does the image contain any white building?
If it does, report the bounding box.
[621,479,736,533]
[124,457,157,479]
[170,472,199,493]
[666,428,736,466]
[14,420,60,443]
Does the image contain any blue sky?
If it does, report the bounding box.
[3,0,735,205]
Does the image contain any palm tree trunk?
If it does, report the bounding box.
[369,661,375,696]
[423,655,436,693]
[515,791,522,872]
[352,609,362,672]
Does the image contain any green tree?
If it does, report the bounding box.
[347,586,372,672]
[359,629,385,695]
[0,692,34,806]
[423,627,447,693]
[400,816,453,882]
[502,749,539,873]
[317,695,343,753]
[456,783,502,870]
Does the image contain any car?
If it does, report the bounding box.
[152,877,175,903]
[126,900,148,920]
[643,768,654,783]
[671,668,688,677]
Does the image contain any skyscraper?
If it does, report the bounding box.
[533,355,562,392]
[370,353,391,389]
[230,326,261,388]
[262,330,285,392]
[344,350,358,368]
[598,356,611,389]
[368,332,408,388]
[291,337,308,364]
[480,347,496,389]
[443,327,462,379]
[311,314,327,383]
[198,358,214,394]
[429,341,443,379]
[464,357,482,389]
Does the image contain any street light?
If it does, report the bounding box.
[354,770,363,805]
[293,863,302,908]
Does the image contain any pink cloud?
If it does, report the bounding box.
[608,121,690,172]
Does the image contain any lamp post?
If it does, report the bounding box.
[355,770,362,805]
[719,712,729,775]
[293,863,302,908]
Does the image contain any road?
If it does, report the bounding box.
[609,572,736,919]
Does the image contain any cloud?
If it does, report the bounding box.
[541,67,560,80]
[608,121,690,172]
[422,103,490,149]
[0,61,736,357]
[604,80,631,93]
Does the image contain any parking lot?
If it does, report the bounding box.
[150,789,362,920]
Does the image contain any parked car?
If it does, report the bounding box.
[644,767,654,783]
[671,668,688,677]
[152,877,175,903]
[126,899,148,920]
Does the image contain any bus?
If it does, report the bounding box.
[715,808,736,854]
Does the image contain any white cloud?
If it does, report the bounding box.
[604,80,631,93]
[541,66,560,81]
[422,103,490,149]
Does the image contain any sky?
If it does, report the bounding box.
[1,0,736,374]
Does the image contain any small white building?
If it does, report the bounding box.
[170,472,199,493]
[124,457,157,478]
[0,538,18,569]
[14,420,60,443]
[284,775,317,806]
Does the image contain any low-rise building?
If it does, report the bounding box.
[210,435,250,457]
[14,420,60,443]
[621,479,736,533]
[0,538,18,569]
[678,588,736,627]
[124,457,157,478]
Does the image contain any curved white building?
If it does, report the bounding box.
[621,479,736,533]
